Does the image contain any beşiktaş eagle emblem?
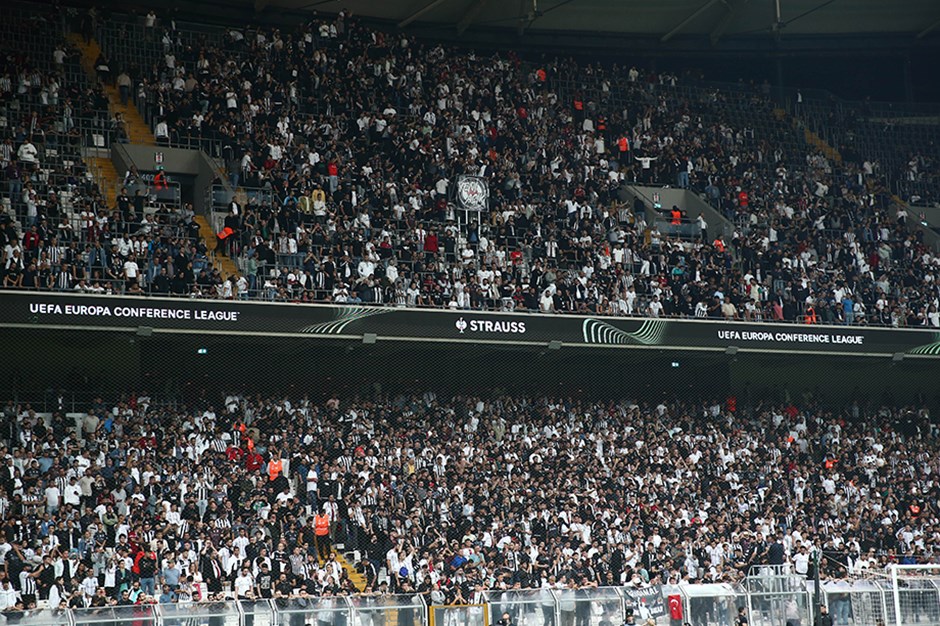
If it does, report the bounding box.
[456,175,488,211]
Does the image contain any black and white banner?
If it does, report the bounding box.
[623,585,666,618]
[455,175,488,212]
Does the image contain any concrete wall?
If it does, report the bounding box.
[111,143,223,215]
[625,186,939,251]
[908,204,940,251]
[626,184,734,240]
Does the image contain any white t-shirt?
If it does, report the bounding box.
[386,548,400,573]
[928,310,940,328]
[45,486,61,507]
[124,260,139,279]
[63,484,82,505]
[233,536,249,554]
[234,573,254,598]
[793,552,809,575]
[17,142,37,163]
[81,575,98,597]
[0,584,17,610]
[540,293,554,312]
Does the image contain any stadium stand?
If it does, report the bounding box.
[2,4,940,626]
[0,391,937,611]
[0,7,935,329]
[794,92,940,207]
[0,6,113,253]
[0,5,225,298]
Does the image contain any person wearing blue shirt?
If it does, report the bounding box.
[842,295,854,325]
[158,585,177,604]
[161,560,182,590]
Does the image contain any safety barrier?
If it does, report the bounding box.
[4,571,940,626]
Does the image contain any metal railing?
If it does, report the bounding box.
[0,595,424,626]
[653,216,703,241]
[0,107,112,153]
[9,574,940,626]
[207,184,273,213]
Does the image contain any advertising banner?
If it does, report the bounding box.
[3,291,939,358]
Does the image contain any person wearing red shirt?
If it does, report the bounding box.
[127,528,141,554]
[133,549,157,596]
[327,160,339,194]
[22,226,40,258]
[153,169,168,190]
[245,450,264,472]
[423,229,439,262]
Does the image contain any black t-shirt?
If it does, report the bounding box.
[276,579,293,597]
[37,563,55,590]
[22,466,40,488]
[138,556,156,577]
[152,274,170,294]
[21,267,38,288]
[257,572,273,598]
[109,256,124,279]
[187,221,202,242]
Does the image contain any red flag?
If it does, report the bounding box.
[668,595,683,621]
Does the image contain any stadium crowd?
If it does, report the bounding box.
[118,10,940,327]
[0,6,228,300]
[0,7,110,209]
[0,391,937,612]
[1,7,939,328]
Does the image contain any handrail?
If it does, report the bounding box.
[653,216,703,241]
[6,574,940,626]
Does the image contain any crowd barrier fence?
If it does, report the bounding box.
[6,573,940,626]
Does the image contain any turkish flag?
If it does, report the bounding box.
[668,595,683,621]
